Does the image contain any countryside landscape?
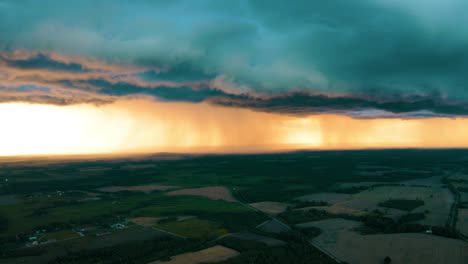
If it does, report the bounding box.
[2,1,468,263]
[1,149,467,264]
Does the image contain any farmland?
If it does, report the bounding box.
[1,149,468,263]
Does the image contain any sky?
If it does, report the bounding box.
[1,0,468,156]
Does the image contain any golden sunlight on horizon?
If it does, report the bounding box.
[1,99,468,156]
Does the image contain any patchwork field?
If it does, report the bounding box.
[2,149,468,263]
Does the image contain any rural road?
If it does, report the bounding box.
[446,180,460,229]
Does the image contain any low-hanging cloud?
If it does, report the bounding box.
[1,51,468,117]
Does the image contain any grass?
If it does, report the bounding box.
[156,218,229,240]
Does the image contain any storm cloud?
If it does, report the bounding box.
[1,0,468,117]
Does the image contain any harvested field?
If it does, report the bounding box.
[97,184,179,193]
[151,245,238,264]
[249,201,289,215]
[457,209,468,236]
[166,186,237,202]
[230,232,285,246]
[317,232,468,264]
[297,193,351,204]
[130,217,162,227]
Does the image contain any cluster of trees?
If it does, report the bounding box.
[360,214,427,234]
[378,199,424,211]
[398,212,425,223]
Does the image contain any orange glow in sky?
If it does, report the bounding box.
[1,99,468,156]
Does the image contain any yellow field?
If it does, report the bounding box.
[151,246,238,264]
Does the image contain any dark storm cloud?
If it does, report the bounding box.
[0,0,468,117]
[1,53,89,72]
[210,92,468,117]
[88,79,225,102]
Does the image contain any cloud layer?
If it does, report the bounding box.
[1,0,468,117]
